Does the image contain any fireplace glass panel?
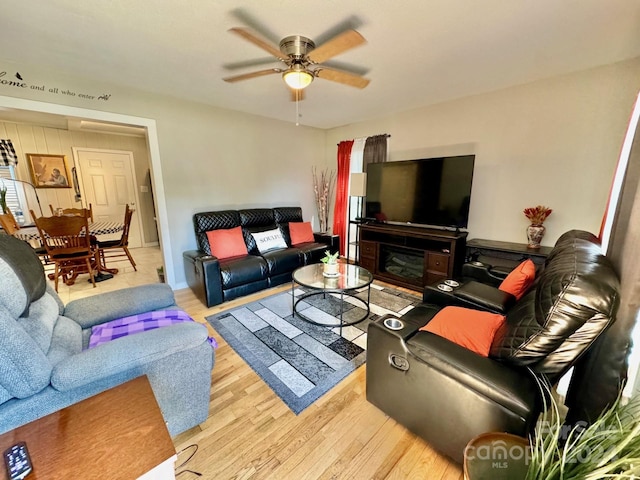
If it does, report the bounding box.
[379,245,424,284]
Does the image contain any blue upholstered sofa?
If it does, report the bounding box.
[0,234,214,436]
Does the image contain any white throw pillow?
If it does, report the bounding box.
[251,228,288,253]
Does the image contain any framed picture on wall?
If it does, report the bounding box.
[26,154,72,188]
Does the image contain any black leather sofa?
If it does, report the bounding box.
[366,230,620,463]
[183,207,331,307]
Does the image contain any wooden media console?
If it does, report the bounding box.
[358,223,467,291]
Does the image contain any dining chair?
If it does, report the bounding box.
[0,211,19,235]
[33,213,97,291]
[97,204,137,271]
[49,203,94,221]
[1,211,52,267]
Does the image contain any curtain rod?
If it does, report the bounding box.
[337,133,390,146]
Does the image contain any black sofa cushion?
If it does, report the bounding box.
[261,248,303,276]
[193,210,241,256]
[239,208,278,255]
[219,255,269,289]
[274,207,304,245]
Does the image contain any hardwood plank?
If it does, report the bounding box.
[49,250,462,479]
[383,440,431,480]
[170,280,465,479]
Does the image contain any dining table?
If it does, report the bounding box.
[13,221,125,284]
[12,221,124,242]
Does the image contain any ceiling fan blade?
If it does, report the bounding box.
[315,68,370,89]
[290,88,306,102]
[223,68,282,83]
[228,27,285,60]
[223,57,281,71]
[307,29,366,64]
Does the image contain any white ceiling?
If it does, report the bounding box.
[2,0,640,129]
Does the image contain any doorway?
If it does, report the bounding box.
[0,95,176,285]
[73,147,143,248]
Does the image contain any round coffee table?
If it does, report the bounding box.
[291,263,373,328]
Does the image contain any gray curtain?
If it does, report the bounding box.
[363,134,388,172]
[565,105,640,424]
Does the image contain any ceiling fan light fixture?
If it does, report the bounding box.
[225,27,369,95]
[283,65,314,90]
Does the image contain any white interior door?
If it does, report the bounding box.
[73,148,142,248]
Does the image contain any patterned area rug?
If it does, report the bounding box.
[206,283,421,414]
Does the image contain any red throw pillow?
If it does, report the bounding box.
[499,259,536,300]
[289,221,315,245]
[206,226,248,259]
[420,306,506,357]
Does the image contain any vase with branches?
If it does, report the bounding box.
[312,166,336,234]
[523,205,552,249]
[523,205,553,226]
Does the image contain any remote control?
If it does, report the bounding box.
[3,442,32,480]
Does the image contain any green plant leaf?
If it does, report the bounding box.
[526,379,640,479]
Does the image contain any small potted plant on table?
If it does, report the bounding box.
[321,250,340,277]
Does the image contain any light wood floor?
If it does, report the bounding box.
[55,247,463,479]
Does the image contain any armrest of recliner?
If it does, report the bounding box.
[183,250,223,307]
[462,261,511,287]
[50,322,210,391]
[452,281,516,314]
[366,316,543,462]
[406,331,540,416]
[63,284,178,329]
[422,280,515,314]
[368,317,539,416]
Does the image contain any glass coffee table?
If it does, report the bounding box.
[291,263,374,328]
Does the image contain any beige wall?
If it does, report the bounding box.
[325,57,640,247]
[0,61,327,287]
[0,121,158,245]
[1,57,638,288]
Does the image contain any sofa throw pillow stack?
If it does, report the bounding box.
[420,306,506,357]
[498,259,536,300]
[289,222,315,245]
[251,228,288,253]
[206,226,248,259]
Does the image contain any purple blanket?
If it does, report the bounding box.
[88,309,218,349]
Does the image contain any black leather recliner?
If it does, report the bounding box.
[425,252,544,314]
[366,230,620,463]
[183,207,331,307]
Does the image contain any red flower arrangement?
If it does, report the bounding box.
[523,205,552,225]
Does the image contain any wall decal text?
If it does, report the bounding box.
[0,71,112,102]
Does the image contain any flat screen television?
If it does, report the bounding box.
[365,155,475,230]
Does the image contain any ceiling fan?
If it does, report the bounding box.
[223,27,370,99]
